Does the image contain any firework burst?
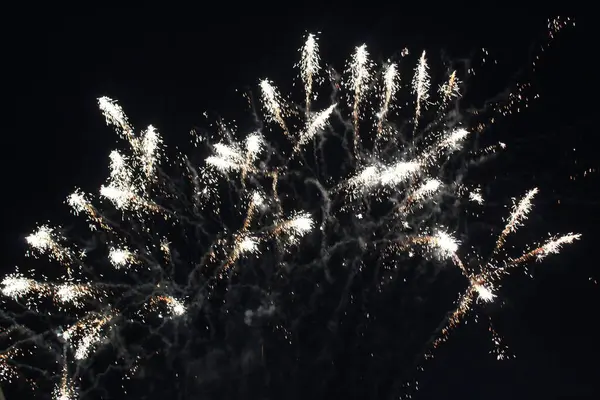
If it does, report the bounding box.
[0,17,579,399]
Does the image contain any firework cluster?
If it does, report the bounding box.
[0,18,579,400]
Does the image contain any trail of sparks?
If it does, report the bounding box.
[412,51,430,123]
[348,44,372,161]
[260,80,290,138]
[494,187,539,253]
[53,362,76,400]
[299,33,320,115]
[375,62,399,152]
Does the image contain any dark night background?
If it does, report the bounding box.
[1,12,598,399]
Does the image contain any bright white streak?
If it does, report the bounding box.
[299,104,336,145]
[412,51,430,120]
[349,161,420,190]
[379,63,399,120]
[378,162,421,186]
[259,80,289,136]
[536,233,582,260]
[213,143,243,161]
[505,188,539,233]
[414,179,442,201]
[100,185,135,210]
[349,44,371,158]
[300,33,320,112]
[140,125,161,178]
[495,188,539,252]
[98,96,130,133]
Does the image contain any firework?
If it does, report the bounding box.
[298,33,321,114]
[0,19,578,399]
[412,51,430,122]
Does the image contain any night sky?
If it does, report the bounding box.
[2,12,598,400]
